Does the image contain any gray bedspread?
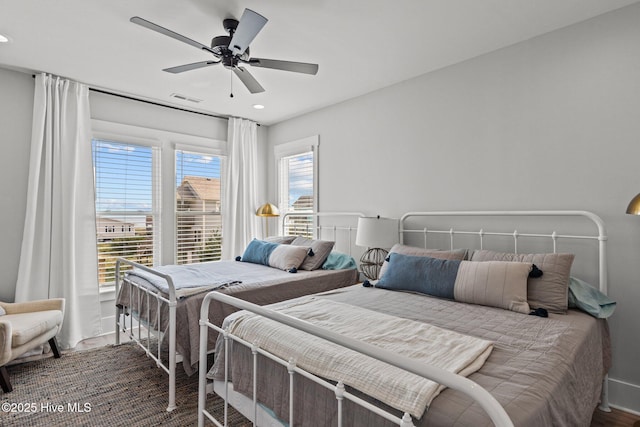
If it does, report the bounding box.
[116,260,358,375]
[210,285,610,427]
[127,263,241,297]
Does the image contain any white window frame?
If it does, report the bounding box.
[274,135,319,235]
[92,120,226,291]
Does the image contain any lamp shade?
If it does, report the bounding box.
[626,193,640,215]
[256,202,280,217]
[355,216,399,249]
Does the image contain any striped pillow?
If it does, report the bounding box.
[376,252,531,314]
[240,239,308,272]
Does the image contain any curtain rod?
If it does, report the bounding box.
[92,88,262,125]
[90,87,229,121]
[31,73,235,122]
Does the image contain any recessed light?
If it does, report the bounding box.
[0,34,10,43]
[253,104,265,110]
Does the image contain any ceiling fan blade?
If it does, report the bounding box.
[229,9,268,56]
[163,60,220,74]
[130,16,215,55]
[233,66,265,94]
[248,58,319,75]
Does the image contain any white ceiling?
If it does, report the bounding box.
[1,0,638,125]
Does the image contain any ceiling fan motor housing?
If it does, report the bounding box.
[211,35,249,63]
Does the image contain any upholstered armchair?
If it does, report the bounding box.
[0,298,65,392]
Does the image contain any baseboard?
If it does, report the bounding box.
[101,314,145,338]
[101,315,116,335]
[608,377,640,415]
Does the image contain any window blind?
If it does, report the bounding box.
[92,139,159,286]
[175,150,223,264]
[279,150,314,238]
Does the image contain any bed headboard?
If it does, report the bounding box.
[281,211,365,257]
[399,210,608,294]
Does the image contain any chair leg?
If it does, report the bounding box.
[49,337,61,358]
[0,366,12,393]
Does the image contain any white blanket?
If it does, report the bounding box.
[228,297,493,418]
[128,263,240,298]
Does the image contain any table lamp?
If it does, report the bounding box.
[355,216,399,280]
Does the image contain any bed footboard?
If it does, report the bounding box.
[197,292,515,427]
[115,257,178,412]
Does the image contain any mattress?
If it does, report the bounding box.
[209,284,610,427]
[116,260,358,374]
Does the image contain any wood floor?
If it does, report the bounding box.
[591,407,640,427]
[20,333,640,426]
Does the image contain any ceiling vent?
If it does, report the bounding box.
[170,93,203,103]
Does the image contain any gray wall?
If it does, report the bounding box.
[267,3,640,411]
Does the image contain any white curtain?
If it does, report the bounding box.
[15,74,102,349]
[222,117,259,259]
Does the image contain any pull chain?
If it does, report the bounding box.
[229,70,234,98]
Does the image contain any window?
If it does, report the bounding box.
[275,136,318,238]
[92,121,227,287]
[92,139,159,286]
[175,149,223,264]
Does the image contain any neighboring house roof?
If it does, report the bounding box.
[177,176,220,201]
[292,195,313,210]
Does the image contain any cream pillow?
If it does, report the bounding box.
[454,260,531,314]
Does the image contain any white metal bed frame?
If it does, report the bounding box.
[114,211,364,412]
[197,210,611,426]
[399,210,607,295]
[280,211,365,257]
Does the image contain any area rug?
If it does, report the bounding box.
[0,342,250,426]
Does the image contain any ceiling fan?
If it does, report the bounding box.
[130,9,319,94]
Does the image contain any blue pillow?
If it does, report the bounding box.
[568,276,616,318]
[322,252,357,270]
[375,252,461,299]
[240,239,279,266]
